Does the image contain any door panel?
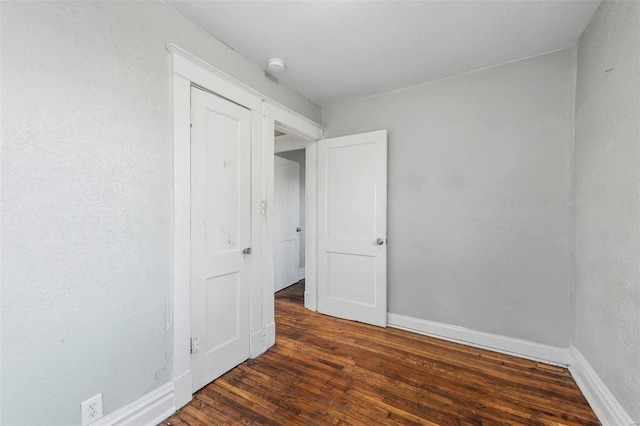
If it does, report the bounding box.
[191,86,251,393]
[205,273,239,351]
[274,156,300,292]
[326,143,377,239]
[317,130,387,327]
[327,252,376,305]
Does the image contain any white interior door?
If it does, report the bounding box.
[190,86,251,392]
[317,130,387,327]
[274,156,301,292]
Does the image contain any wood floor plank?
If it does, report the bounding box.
[162,282,599,425]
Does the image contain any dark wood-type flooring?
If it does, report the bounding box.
[162,282,599,425]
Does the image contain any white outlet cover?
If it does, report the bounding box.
[81,393,103,426]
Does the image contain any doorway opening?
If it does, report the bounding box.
[274,127,309,298]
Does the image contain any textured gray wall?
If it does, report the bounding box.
[0,2,320,424]
[573,1,640,422]
[275,150,306,268]
[323,49,576,347]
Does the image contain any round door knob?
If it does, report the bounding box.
[296,227,302,232]
[376,238,384,245]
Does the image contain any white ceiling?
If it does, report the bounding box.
[167,0,601,107]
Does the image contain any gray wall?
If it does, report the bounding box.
[323,49,576,347]
[573,1,640,422]
[0,2,320,425]
[275,150,306,269]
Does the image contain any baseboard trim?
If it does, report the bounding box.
[264,321,276,350]
[298,267,305,281]
[172,369,192,411]
[568,345,635,426]
[387,313,572,366]
[250,322,276,359]
[250,329,264,358]
[95,382,175,426]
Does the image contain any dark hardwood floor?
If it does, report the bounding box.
[162,282,599,425]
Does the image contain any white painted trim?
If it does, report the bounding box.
[250,329,265,359]
[170,73,192,410]
[263,103,322,314]
[95,382,174,426]
[167,44,263,111]
[275,134,308,153]
[387,313,572,366]
[262,115,277,351]
[250,109,267,358]
[172,370,192,410]
[569,345,635,426]
[250,322,275,360]
[298,267,306,281]
[264,99,324,140]
[264,321,276,349]
[304,143,318,311]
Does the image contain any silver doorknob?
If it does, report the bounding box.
[296,227,302,232]
[376,238,384,245]
[242,247,252,255]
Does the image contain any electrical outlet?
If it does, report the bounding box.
[81,393,103,426]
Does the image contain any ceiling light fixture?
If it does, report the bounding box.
[267,58,286,73]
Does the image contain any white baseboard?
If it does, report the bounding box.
[250,322,276,359]
[172,369,192,411]
[95,382,175,426]
[298,267,305,281]
[569,345,635,426]
[250,329,264,358]
[304,290,316,311]
[387,313,572,366]
[264,321,276,350]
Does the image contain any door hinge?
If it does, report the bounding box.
[261,201,267,216]
[190,337,200,354]
[190,111,193,127]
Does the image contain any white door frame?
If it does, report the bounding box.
[263,102,324,312]
[168,45,324,410]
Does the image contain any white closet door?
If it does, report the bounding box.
[190,86,251,392]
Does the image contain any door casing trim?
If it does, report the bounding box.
[264,101,324,312]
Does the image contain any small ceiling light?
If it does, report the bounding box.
[267,58,286,73]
